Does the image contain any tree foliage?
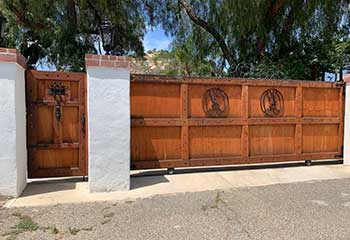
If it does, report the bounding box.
[0,0,349,80]
[146,0,350,80]
[0,0,146,71]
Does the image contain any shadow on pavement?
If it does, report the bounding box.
[130,175,169,190]
[21,177,84,197]
[131,159,343,178]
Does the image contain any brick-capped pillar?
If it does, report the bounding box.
[344,74,350,165]
[0,48,27,197]
[85,54,131,192]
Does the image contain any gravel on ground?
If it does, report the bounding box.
[1,178,350,240]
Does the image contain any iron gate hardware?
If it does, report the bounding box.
[260,88,284,117]
[81,113,86,134]
[202,88,230,118]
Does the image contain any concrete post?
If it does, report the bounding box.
[0,48,27,197]
[85,54,131,192]
[344,74,350,165]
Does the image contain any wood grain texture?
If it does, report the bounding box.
[125,75,343,169]
[188,85,242,118]
[131,127,181,162]
[248,86,296,117]
[26,70,87,178]
[189,126,242,159]
[302,88,339,117]
[130,82,180,118]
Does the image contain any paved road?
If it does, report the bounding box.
[1,178,350,240]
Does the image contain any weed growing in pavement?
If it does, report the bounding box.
[2,214,39,240]
[201,191,226,211]
[68,226,93,235]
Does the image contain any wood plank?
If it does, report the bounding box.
[181,84,189,165]
[338,87,344,155]
[242,85,249,161]
[26,70,87,178]
[131,74,342,88]
[181,126,189,164]
[131,118,184,127]
[181,84,188,118]
[189,126,242,159]
[249,125,295,156]
[302,124,339,153]
[28,143,80,149]
[130,75,344,171]
[189,118,244,126]
[131,127,181,162]
[130,82,181,118]
[190,157,245,166]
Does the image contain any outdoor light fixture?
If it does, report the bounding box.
[100,18,112,55]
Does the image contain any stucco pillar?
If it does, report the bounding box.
[85,54,131,192]
[344,74,350,165]
[0,48,27,197]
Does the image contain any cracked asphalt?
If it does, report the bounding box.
[1,178,350,240]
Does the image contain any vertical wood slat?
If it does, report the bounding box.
[241,85,249,162]
[130,75,344,170]
[26,70,87,178]
[295,85,302,159]
[181,84,189,164]
[79,75,88,175]
[338,86,344,155]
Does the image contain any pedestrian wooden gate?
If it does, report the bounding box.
[130,74,344,170]
[26,70,87,178]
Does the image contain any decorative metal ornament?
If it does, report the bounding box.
[49,82,67,97]
[48,82,68,121]
[202,88,229,118]
[260,88,284,117]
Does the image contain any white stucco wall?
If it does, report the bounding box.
[0,62,27,197]
[15,65,27,195]
[344,83,350,165]
[87,66,130,192]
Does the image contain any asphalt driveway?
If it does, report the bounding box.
[1,178,350,240]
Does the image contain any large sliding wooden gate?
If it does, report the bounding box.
[130,74,344,170]
[26,70,87,178]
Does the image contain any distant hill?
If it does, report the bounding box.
[131,50,179,76]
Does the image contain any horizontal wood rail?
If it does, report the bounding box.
[130,74,344,170]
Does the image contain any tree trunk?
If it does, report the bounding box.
[178,0,235,71]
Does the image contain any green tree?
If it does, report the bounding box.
[146,0,350,80]
[0,0,146,71]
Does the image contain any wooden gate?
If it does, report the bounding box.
[130,74,344,170]
[26,70,87,178]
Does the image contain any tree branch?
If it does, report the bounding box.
[256,0,287,59]
[178,0,235,69]
[66,0,77,28]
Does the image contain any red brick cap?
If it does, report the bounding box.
[0,48,27,69]
[85,54,130,69]
[345,74,350,83]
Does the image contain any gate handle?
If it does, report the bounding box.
[81,114,86,134]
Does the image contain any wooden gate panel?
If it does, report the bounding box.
[130,82,180,118]
[302,124,339,153]
[249,125,295,156]
[248,87,296,117]
[26,70,87,178]
[131,126,181,162]
[189,85,242,118]
[130,74,344,170]
[302,88,340,117]
[189,126,242,159]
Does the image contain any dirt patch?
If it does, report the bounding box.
[0,195,12,208]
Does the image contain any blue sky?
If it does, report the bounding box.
[143,26,172,51]
[37,26,171,70]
